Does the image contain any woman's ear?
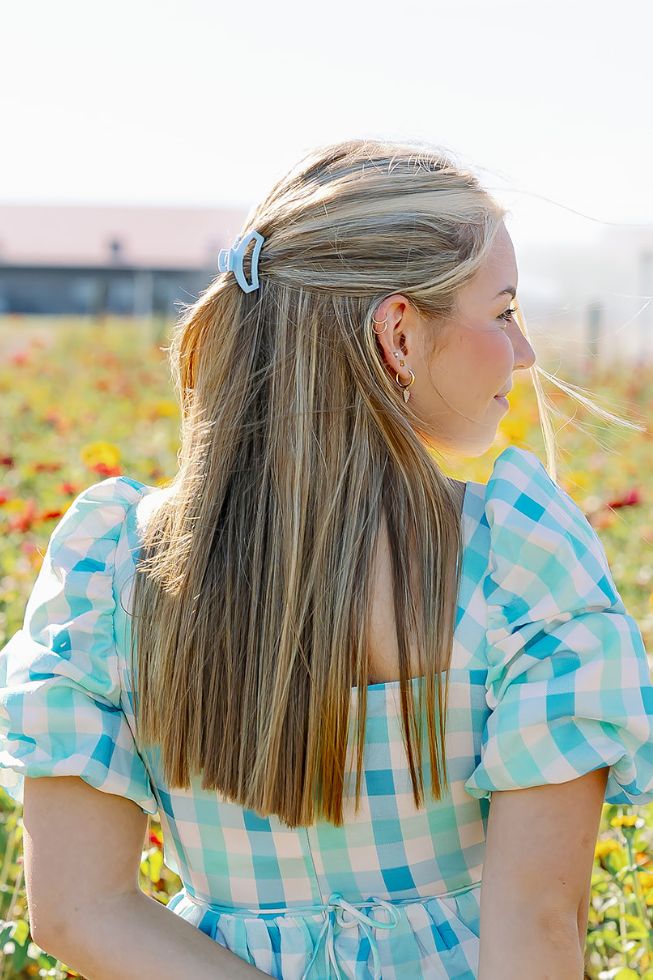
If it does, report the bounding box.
[372,295,419,373]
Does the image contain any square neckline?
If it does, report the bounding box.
[352,479,473,693]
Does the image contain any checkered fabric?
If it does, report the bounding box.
[1,445,652,979]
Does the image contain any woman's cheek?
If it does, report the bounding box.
[474,326,513,389]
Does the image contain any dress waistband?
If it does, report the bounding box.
[177,881,481,980]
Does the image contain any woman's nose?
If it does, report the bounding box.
[511,324,536,371]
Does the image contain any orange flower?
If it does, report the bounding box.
[90,461,123,477]
[591,509,617,530]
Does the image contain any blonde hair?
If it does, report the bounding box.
[127,137,642,828]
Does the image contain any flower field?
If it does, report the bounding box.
[0,315,652,978]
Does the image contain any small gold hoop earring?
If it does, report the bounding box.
[371,316,388,334]
[395,368,416,403]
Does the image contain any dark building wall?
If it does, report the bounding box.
[0,266,213,316]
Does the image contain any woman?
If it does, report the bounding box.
[2,138,653,979]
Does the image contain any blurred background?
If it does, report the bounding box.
[1,0,652,371]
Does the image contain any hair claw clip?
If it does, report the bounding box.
[217,229,265,294]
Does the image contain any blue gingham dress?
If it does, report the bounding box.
[1,444,653,979]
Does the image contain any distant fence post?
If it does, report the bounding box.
[133,271,154,318]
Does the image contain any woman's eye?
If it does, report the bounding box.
[497,303,518,325]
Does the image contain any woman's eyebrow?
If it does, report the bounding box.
[494,286,517,299]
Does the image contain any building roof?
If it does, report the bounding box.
[0,203,250,269]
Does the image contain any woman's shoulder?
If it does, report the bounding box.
[482,445,605,560]
[484,444,568,513]
[479,445,620,621]
[46,476,174,576]
[48,476,151,548]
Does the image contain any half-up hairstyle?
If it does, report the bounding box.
[127,138,553,827]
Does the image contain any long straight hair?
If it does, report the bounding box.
[127,138,641,827]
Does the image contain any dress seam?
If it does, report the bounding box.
[302,825,327,906]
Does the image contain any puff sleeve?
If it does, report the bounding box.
[464,445,653,806]
[0,477,159,816]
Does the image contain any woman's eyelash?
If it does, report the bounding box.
[498,303,518,325]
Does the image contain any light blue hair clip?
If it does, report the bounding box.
[218,229,265,294]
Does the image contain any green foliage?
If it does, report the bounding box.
[0,317,652,977]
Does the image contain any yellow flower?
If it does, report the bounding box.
[80,441,121,469]
[3,499,27,515]
[565,470,591,491]
[595,839,622,859]
[497,416,529,444]
[610,813,640,829]
[638,871,653,891]
[150,399,178,418]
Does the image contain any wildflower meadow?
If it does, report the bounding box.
[0,315,652,978]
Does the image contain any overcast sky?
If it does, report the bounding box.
[2,0,652,255]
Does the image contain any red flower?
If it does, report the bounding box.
[10,352,28,366]
[607,488,641,509]
[0,489,8,506]
[8,499,37,533]
[39,509,64,522]
[0,456,14,468]
[33,461,62,473]
[58,481,79,495]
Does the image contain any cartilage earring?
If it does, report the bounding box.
[371,316,388,335]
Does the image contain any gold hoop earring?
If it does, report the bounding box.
[371,316,388,335]
[395,368,415,403]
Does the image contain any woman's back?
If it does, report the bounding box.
[120,465,489,978]
[365,479,466,685]
[3,444,652,978]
